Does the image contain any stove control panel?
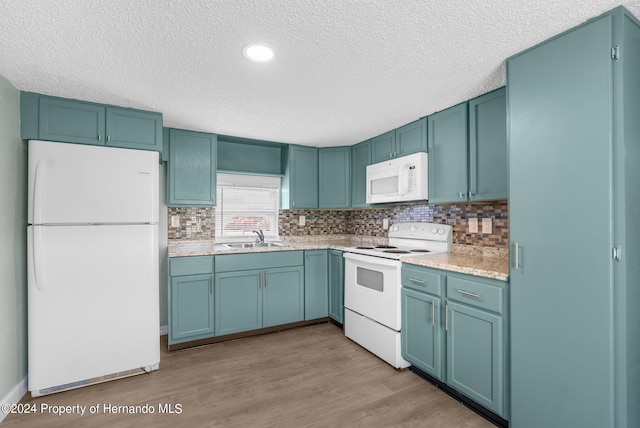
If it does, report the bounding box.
[388,222,452,241]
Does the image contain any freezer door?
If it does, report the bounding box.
[27,224,160,392]
[28,140,158,224]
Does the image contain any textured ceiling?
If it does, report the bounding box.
[0,0,638,147]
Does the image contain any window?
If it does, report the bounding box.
[215,173,280,240]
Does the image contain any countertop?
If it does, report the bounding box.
[168,236,509,281]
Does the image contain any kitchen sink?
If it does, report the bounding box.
[221,242,284,249]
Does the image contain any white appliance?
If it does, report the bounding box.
[27,140,160,397]
[366,152,428,204]
[343,222,452,369]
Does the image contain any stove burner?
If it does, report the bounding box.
[410,249,431,253]
[356,246,375,249]
[375,245,397,249]
[383,250,411,254]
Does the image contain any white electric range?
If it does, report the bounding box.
[342,222,453,368]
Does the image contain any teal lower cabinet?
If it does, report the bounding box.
[214,251,305,335]
[214,269,262,336]
[401,288,442,380]
[304,250,328,320]
[327,250,344,323]
[401,264,508,420]
[168,256,215,345]
[263,267,305,327]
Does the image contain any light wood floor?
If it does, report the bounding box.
[4,323,495,427]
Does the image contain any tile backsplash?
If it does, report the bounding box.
[168,201,508,248]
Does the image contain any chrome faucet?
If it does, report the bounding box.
[253,229,264,243]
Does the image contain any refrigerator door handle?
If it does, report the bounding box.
[33,226,46,291]
[33,160,46,224]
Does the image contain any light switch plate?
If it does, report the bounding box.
[468,218,478,233]
[383,218,389,230]
[170,215,180,227]
[482,218,493,234]
[299,215,306,226]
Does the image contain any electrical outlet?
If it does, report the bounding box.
[299,215,306,226]
[468,218,478,233]
[482,218,493,234]
[383,218,389,230]
[170,215,180,227]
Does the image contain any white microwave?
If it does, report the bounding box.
[366,152,428,204]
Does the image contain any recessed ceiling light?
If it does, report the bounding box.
[242,43,274,62]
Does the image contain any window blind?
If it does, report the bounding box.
[215,173,280,239]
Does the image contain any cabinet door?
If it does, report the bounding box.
[396,118,427,157]
[38,97,105,146]
[327,250,344,323]
[427,103,468,204]
[214,270,262,336]
[105,107,162,152]
[446,301,503,416]
[170,274,215,344]
[168,128,217,206]
[351,140,371,208]
[263,267,304,327]
[508,15,614,428]
[370,130,396,163]
[468,88,507,201]
[289,145,318,209]
[401,289,442,379]
[304,250,328,320]
[319,147,351,208]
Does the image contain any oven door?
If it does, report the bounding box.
[343,252,402,331]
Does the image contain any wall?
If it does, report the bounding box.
[169,200,508,248]
[0,75,27,407]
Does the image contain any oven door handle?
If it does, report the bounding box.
[343,251,403,267]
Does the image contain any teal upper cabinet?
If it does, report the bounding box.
[105,107,162,151]
[21,92,162,152]
[319,146,351,208]
[371,118,428,164]
[351,140,371,208]
[428,89,507,204]
[427,103,469,204]
[217,137,284,176]
[468,88,507,201]
[304,250,329,320]
[396,118,428,157]
[371,130,396,163]
[167,128,217,207]
[37,96,105,146]
[281,145,318,209]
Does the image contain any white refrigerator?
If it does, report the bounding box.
[27,140,160,397]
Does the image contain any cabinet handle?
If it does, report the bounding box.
[431,302,435,327]
[456,289,480,299]
[408,277,424,284]
[98,134,102,141]
[258,272,262,288]
[210,280,213,295]
[514,242,520,270]
[264,273,268,288]
[107,135,111,142]
[459,191,464,198]
[445,304,449,331]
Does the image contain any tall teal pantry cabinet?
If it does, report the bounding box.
[508,7,640,428]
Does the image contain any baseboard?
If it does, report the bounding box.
[0,376,28,424]
[159,325,168,336]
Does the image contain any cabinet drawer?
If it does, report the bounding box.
[446,276,504,314]
[215,251,304,272]
[402,265,444,296]
[169,256,214,276]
